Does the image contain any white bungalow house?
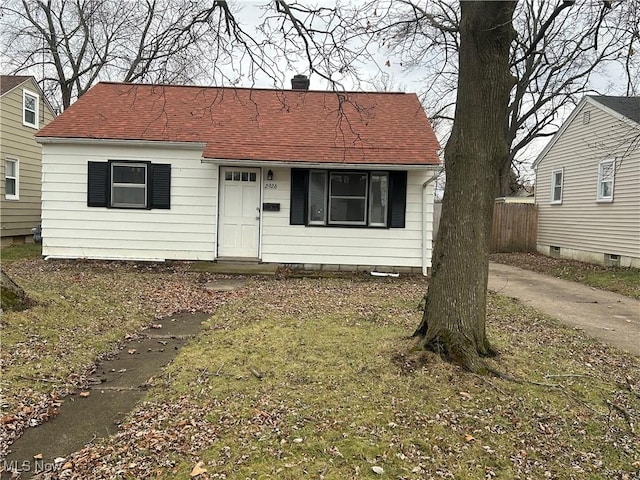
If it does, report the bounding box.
[533,96,640,268]
[35,80,441,274]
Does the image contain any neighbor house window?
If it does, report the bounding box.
[291,169,404,228]
[5,158,19,200]
[597,159,615,202]
[551,168,563,204]
[23,89,39,129]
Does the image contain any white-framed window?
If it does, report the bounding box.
[597,158,615,202]
[23,89,39,129]
[111,162,147,208]
[368,172,388,227]
[5,158,19,200]
[308,170,328,225]
[550,168,563,204]
[329,172,368,225]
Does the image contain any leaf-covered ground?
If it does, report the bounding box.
[491,252,640,299]
[0,255,244,458]
[1,249,639,479]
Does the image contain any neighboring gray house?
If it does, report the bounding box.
[1,76,56,245]
[533,96,640,268]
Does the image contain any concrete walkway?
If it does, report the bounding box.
[488,262,640,356]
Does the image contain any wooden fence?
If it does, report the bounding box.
[432,201,538,253]
[490,202,537,252]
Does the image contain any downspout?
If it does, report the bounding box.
[422,168,442,276]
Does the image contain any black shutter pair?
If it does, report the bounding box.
[289,169,407,228]
[87,161,171,209]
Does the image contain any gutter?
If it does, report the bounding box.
[201,158,436,171]
[35,137,207,151]
[422,167,443,276]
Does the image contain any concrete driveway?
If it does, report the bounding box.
[488,262,640,356]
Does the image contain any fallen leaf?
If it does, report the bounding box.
[62,462,73,470]
[464,434,475,442]
[151,324,162,329]
[79,391,90,398]
[372,465,384,475]
[190,461,207,477]
[33,453,43,459]
[127,349,137,355]
[459,391,473,400]
[1,415,16,424]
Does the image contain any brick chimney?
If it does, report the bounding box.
[291,74,310,90]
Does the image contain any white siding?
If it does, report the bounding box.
[42,147,436,267]
[260,167,434,268]
[535,102,640,266]
[41,143,217,261]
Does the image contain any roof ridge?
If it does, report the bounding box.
[94,80,409,96]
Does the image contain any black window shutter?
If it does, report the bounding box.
[290,169,309,225]
[87,162,109,207]
[149,163,171,209]
[388,170,407,228]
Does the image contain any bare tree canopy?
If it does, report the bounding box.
[2,0,235,110]
[365,0,639,193]
[1,1,383,111]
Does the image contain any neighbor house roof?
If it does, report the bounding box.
[1,75,35,96]
[589,95,640,125]
[36,82,441,165]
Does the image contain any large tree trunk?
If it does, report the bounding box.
[414,1,517,373]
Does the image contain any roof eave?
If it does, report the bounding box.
[201,157,441,170]
[36,136,207,151]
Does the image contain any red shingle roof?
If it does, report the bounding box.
[36,82,441,165]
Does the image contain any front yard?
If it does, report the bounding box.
[1,246,639,479]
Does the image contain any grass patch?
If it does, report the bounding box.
[491,252,640,299]
[1,244,42,261]
[61,277,639,479]
[0,258,229,454]
[1,267,154,397]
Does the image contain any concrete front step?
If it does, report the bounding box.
[190,261,278,275]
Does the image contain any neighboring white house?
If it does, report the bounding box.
[35,80,441,274]
[533,96,640,268]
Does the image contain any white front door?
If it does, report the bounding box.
[218,167,261,258]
